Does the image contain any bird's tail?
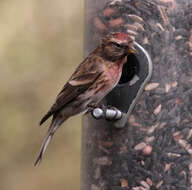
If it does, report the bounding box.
[34,119,61,166]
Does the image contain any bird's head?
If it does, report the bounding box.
[101,32,136,61]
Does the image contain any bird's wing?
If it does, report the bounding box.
[39,57,103,125]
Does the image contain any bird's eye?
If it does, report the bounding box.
[111,42,122,48]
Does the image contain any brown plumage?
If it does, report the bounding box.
[35,32,135,166]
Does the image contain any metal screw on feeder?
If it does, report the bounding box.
[92,107,122,120]
[91,41,153,128]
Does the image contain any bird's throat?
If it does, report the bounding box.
[105,56,127,85]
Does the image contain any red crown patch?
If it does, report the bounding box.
[116,32,128,40]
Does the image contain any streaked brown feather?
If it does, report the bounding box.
[36,32,134,165]
[39,55,104,125]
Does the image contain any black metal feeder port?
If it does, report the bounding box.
[91,42,152,128]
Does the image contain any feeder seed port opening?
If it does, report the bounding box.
[92,41,153,128]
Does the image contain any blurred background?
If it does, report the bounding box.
[0,0,83,189]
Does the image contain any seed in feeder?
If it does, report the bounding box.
[144,136,155,143]
[145,83,159,91]
[135,2,140,7]
[157,5,169,25]
[159,122,166,128]
[130,35,135,41]
[165,83,171,92]
[187,129,192,140]
[167,152,181,158]
[109,17,124,28]
[188,149,192,155]
[141,160,145,166]
[103,8,116,18]
[110,0,122,5]
[143,37,149,45]
[128,115,135,123]
[175,35,183,40]
[180,171,187,181]
[189,41,192,49]
[94,167,101,180]
[156,180,163,189]
[156,23,165,31]
[171,81,177,87]
[133,22,145,31]
[126,24,138,32]
[142,145,152,156]
[99,145,109,154]
[159,0,174,3]
[140,181,150,190]
[153,104,162,115]
[175,98,181,105]
[173,131,183,141]
[178,139,191,152]
[93,17,107,32]
[134,142,146,151]
[146,178,153,186]
[164,163,171,172]
[120,178,128,187]
[133,122,142,127]
[127,29,138,36]
[93,156,112,166]
[189,163,192,171]
[147,124,159,134]
[127,14,144,23]
[179,140,192,155]
[100,141,113,148]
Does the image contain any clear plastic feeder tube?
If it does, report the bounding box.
[82,0,192,189]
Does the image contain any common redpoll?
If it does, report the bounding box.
[35,32,135,166]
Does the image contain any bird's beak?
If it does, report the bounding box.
[127,47,136,54]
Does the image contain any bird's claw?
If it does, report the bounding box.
[87,104,98,109]
[86,104,98,114]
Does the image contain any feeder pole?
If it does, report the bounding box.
[82,0,192,189]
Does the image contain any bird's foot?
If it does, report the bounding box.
[86,103,98,114]
[87,103,98,109]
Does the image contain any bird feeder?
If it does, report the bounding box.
[82,0,192,189]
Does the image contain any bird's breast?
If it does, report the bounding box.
[105,56,127,85]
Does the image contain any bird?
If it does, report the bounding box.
[35,32,136,166]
